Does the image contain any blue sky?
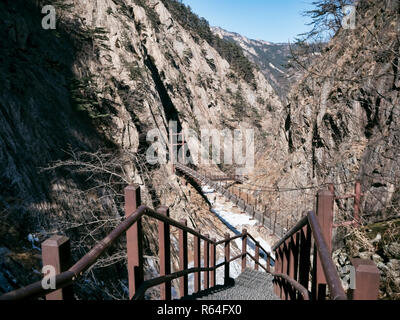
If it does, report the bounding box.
[181,0,315,43]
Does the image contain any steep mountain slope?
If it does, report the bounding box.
[249,0,400,226]
[0,0,281,298]
[212,27,292,102]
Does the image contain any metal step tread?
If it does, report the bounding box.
[182,269,279,301]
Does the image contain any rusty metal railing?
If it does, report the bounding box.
[270,188,348,300]
[0,166,380,301]
[271,187,380,301]
[0,185,275,301]
[176,163,286,237]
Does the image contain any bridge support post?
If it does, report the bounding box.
[241,229,248,272]
[224,233,230,285]
[125,185,143,300]
[179,219,188,298]
[313,189,334,300]
[42,235,73,300]
[158,206,171,300]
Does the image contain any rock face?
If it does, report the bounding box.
[249,0,400,226]
[0,0,282,298]
[212,27,292,102]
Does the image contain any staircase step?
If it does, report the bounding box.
[183,269,279,301]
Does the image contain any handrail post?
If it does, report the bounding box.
[41,235,73,300]
[194,229,201,293]
[204,235,210,290]
[241,229,248,272]
[224,233,230,285]
[313,189,334,300]
[274,247,283,297]
[158,206,171,300]
[282,240,289,300]
[179,219,188,298]
[255,242,260,271]
[348,259,380,300]
[125,185,143,300]
[210,238,216,288]
[298,224,312,291]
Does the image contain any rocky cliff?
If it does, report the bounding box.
[0,0,282,298]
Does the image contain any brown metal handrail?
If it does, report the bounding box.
[133,253,245,300]
[272,273,310,300]
[0,199,274,300]
[271,216,308,252]
[307,211,347,300]
[0,205,219,300]
[176,163,286,238]
[271,211,347,300]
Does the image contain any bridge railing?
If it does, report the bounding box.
[271,189,380,300]
[0,185,275,301]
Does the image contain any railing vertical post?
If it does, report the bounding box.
[194,229,201,293]
[299,224,311,292]
[354,181,361,226]
[158,206,171,300]
[314,189,334,300]
[282,241,289,300]
[125,185,143,300]
[241,229,248,272]
[275,247,284,298]
[289,234,299,299]
[210,238,216,288]
[204,235,210,290]
[267,255,271,273]
[224,233,230,285]
[273,249,279,296]
[348,259,380,300]
[179,219,188,298]
[41,236,73,300]
[255,242,260,271]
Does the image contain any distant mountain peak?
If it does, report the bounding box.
[211,26,291,102]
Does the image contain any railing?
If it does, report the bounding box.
[0,165,380,301]
[271,189,380,300]
[0,185,275,301]
[176,163,287,237]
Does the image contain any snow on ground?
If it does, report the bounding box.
[200,183,276,283]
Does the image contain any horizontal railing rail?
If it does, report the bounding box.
[133,253,245,300]
[0,184,275,301]
[270,189,358,301]
[1,163,379,301]
[273,273,310,300]
[175,163,287,238]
